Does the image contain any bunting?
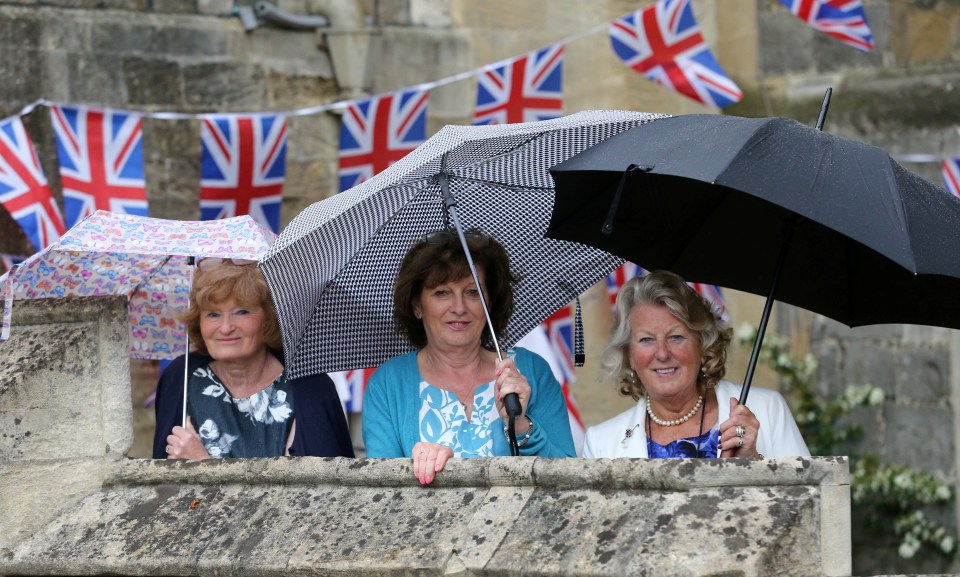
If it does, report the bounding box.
[338,89,429,191]
[474,44,564,125]
[608,0,743,108]
[331,366,376,414]
[943,157,960,199]
[200,113,287,233]
[0,254,26,274]
[0,116,65,252]
[49,105,148,229]
[778,0,874,52]
[0,8,949,256]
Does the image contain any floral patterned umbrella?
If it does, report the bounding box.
[0,210,276,359]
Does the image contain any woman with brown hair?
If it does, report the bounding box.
[362,228,574,484]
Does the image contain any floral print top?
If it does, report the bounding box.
[186,364,294,458]
[646,426,721,458]
[418,379,498,457]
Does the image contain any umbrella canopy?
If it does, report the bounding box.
[261,110,666,380]
[547,113,960,400]
[1,210,276,359]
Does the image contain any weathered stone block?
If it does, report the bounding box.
[152,0,196,14]
[123,56,185,107]
[758,11,815,76]
[183,62,265,108]
[67,52,129,104]
[150,20,232,56]
[100,0,146,10]
[195,0,231,15]
[841,339,899,397]
[896,347,950,406]
[883,405,953,473]
[0,8,45,51]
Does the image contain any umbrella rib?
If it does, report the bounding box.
[126,254,176,300]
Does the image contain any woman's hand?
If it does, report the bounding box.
[165,417,211,461]
[412,441,453,485]
[719,397,762,458]
[493,357,532,432]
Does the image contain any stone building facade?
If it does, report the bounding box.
[1,0,959,574]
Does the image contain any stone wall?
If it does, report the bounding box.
[804,314,960,574]
[0,456,852,577]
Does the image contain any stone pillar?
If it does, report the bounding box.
[0,296,132,554]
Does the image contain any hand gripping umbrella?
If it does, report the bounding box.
[548,102,960,405]
[259,110,666,449]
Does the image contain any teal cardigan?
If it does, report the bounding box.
[362,347,575,458]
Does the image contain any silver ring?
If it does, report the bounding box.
[735,425,745,438]
[738,437,744,448]
[166,445,172,453]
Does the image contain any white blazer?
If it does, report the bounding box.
[582,380,810,458]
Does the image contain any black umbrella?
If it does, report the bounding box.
[547,108,960,404]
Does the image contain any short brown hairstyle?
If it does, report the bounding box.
[180,261,282,357]
[393,228,517,349]
[605,270,732,400]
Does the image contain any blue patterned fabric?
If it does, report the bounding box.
[186,364,294,458]
[647,426,720,458]
[418,380,498,457]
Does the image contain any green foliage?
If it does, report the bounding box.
[735,324,956,561]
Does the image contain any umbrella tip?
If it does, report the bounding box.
[815,88,832,131]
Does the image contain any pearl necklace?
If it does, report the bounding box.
[645,394,704,427]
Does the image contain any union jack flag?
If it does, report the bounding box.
[943,157,960,199]
[0,254,26,274]
[330,366,376,414]
[609,0,743,108]
[338,89,429,192]
[516,319,586,455]
[606,262,729,322]
[779,0,873,52]
[606,261,644,307]
[200,113,287,233]
[49,105,148,230]
[474,44,564,126]
[0,116,65,252]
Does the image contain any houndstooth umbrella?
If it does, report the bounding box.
[260,110,666,380]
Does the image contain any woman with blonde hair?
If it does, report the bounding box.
[583,270,808,459]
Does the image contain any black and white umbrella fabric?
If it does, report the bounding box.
[260,110,665,380]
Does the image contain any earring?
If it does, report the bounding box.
[414,310,422,319]
[626,369,638,384]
